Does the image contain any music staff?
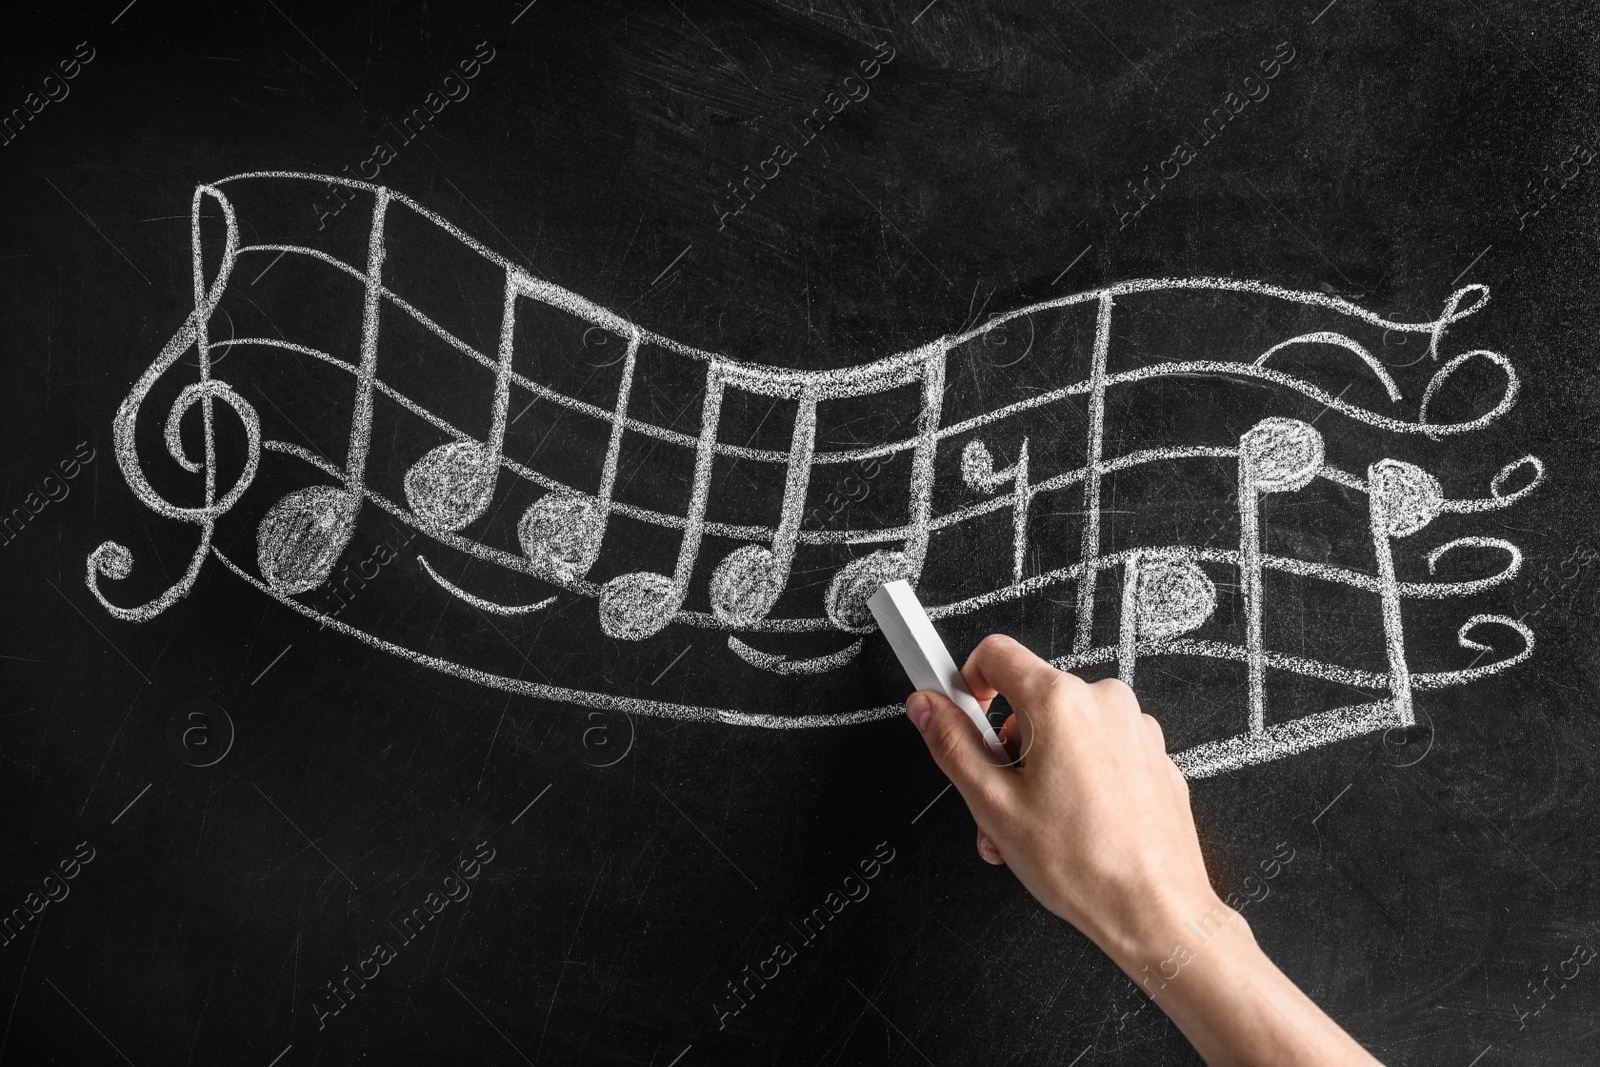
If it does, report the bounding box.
[87,171,1547,779]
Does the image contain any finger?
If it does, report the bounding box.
[907,689,1014,818]
[1090,676,1142,717]
[976,827,1006,866]
[1139,712,1165,750]
[1167,759,1189,798]
[960,635,1062,756]
[960,634,1059,706]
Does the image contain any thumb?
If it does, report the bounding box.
[907,690,1011,817]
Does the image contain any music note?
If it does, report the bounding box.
[1117,551,1217,688]
[1366,458,1444,725]
[517,296,640,583]
[709,386,817,626]
[256,188,393,594]
[961,436,1030,584]
[404,269,524,533]
[823,343,948,632]
[597,364,728,639]
[1236,416,1326,734]
[90,170,1547,781]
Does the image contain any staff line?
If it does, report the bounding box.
[85,172,1545,783]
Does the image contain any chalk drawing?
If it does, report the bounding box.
[88,173,1546,778]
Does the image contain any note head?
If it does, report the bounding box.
[404,440,498,533]
[257,485,359,595]
[1369,458,1443,538]
[518,491,605,582]
[960,439,1005,492]
[1241,417,1324,493]
[598,571,680,640]
[826,550,914,633]
[1135,558,1216,641]
[710,544,783,626]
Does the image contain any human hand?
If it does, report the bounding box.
[903,633,1221,961]
[904,633,1384,1066]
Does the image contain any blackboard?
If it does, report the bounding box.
[4,1,1598,1064]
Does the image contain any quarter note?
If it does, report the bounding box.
[824,343,948,632]
[1117,552,1217,688]
[516,311,640,583]
[1366,457,1443,726]
[597,364,728,640]
[709,389,818,626]
[1237,416,1325,734]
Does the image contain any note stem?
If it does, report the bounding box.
[1368,479,1416,727]
[1011,439,1031,585]
[1119,551,1141,688]
[485,270,520,469]
[901,343,948,575]
[768,393,819,581]
[672,368,727,591]
[344,187,392,505]
[1238,456,1267,737]
[1075,295,1114,651]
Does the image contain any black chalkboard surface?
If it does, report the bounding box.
[4,2,1598,1064]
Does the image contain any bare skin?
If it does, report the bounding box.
[906,633,1383,1067]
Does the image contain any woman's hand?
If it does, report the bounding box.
[906,633,1219,957]
[906,633,1383,1067]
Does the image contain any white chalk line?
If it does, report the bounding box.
[89,172,1544,778]
[418,555,557,616]
[228,237,1514,471]
[207,539,1531,778]
[253,432,1526,637]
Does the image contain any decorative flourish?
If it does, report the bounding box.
[88,172,1546,778]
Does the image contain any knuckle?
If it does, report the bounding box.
[1091,676,1140,710]
[1042,668,1085,702]
[979,633,1017,654]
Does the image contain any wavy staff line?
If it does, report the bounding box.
[259,432,1525,636]
[226,237,1513,468]
[220,324,1531,555]
[208,540,1530,780]
[219,169,1496,354]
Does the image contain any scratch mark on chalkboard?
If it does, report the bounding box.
[264,0,359,92]
[87,172,1546,779]
[652,782,759,890]
[43,979,136,1067]
[447,977,536,1066]
[253,783,359,889]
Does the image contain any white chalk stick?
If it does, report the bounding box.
[868,580,1009,761]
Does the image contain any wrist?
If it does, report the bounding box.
[1102,889,1259,995]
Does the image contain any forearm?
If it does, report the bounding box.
[904,641,1381,1065]
[1103,894,1382,1067]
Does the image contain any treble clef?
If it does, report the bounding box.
[87,183,262,622]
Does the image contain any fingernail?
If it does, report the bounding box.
[906,692,932,733]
